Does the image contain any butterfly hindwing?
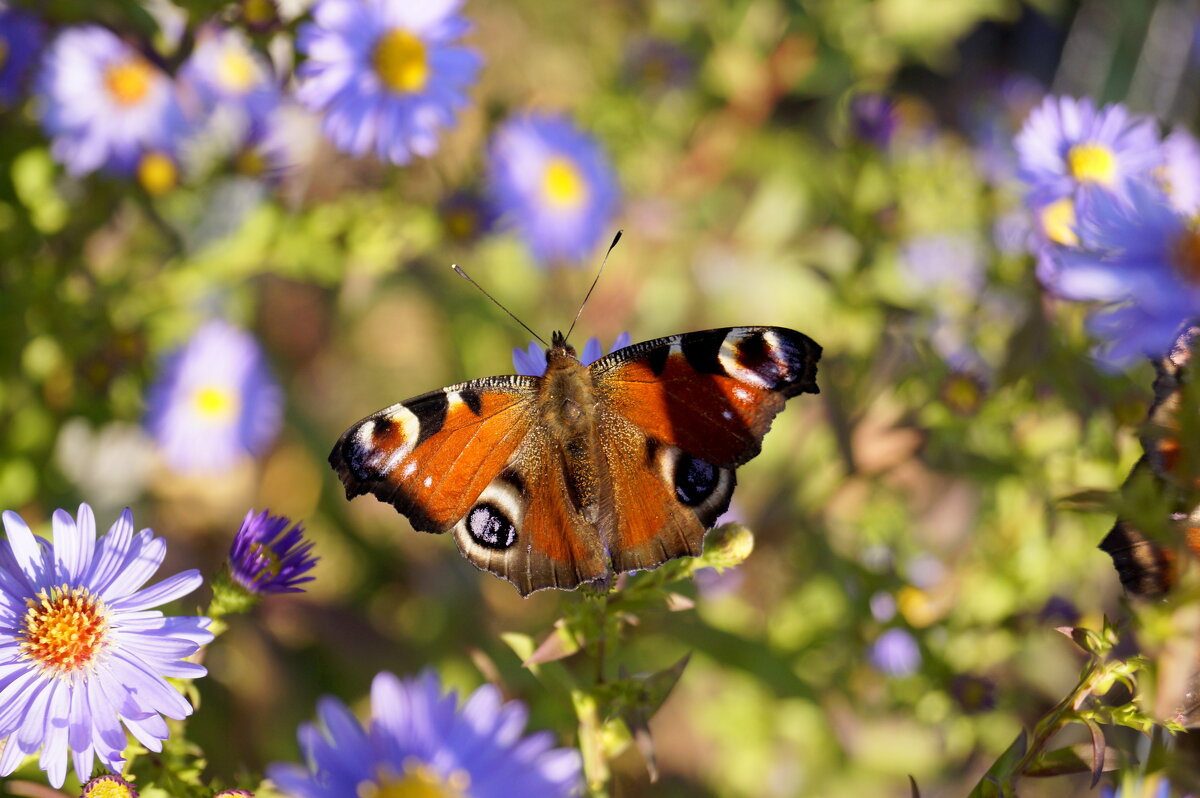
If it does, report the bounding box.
[450,431,609,595]
[329,377,539,533]
[590,326,819,572]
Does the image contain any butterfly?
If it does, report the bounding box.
[329,326,821,596]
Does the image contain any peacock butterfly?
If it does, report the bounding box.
[330,325,821,596]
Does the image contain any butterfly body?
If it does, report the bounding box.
[331,326,821,595]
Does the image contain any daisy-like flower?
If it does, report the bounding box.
[512,332,630,377]
[848,92,897,149]
[439,188,498,244]
[1161,126,1200,215]
[1051,181,1200,365]
[82,774,139,797]
[0,504,212,788]
[0,5,44,106]
[295,0,481,165]
[488,113,620,265]
[37,26,189,176]
[144,319,282,473]
[267,670,582,798]
[228,510,316,594]
[1015,95,1162,210]
[179,27,280,134]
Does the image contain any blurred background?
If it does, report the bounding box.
[2,0,1197,795]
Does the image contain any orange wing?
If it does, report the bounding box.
[591,327,820,557]
[590,327,821,468]
[329,377,539,533]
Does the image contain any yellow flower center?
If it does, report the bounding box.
[105,57,155,107]
[1172,221,1200,285]
[541,157,588,209]
[372,29,429,93]
[1066,142,1117,186]
[83,776,138,798]
[242,0,278,27]
[235,147,268,176]
[246,542,282,584]
[1039,196,1078,247]
[360,760,470,798]
[20,585,110,677]
[217,47,260,93]
[138,151,178,196]
[193,385,241,422]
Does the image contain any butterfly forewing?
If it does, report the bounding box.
[329,377,539,533]
[590,326,821,467]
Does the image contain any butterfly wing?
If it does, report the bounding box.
[329,377,541,534]
[590,326,821,573]
[448,428,609,595]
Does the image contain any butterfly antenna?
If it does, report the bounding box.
[451,264,549,347]
[564,230,622,344]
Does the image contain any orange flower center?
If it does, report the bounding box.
[20,585,110,677]
[1172,222,1200,285]
[372,29,429,93]
[104,57,154,107]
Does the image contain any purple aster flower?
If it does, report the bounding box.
[488,113,620,266]
[37,26,189,176]
[949,673,996,714]
[179,27,280,135]
[1161,126,1200,215]
[145,319,283,473]
[0,504,211,788]
[82,774,139,797]
[1050,181,1200,365]
[869,628,921,677]
[0,5,43,106]
[512,332,630,377]
[295,0,482,165]
[228,510,317,594]
[267,670,582,798]
[439,188,498,243]
[848,93,897,149]
[1015,95,1162,208]
[621,37,695,94]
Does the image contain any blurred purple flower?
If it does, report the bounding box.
[488,113,620,266]
[898,233,986,297]
[622,37,695,93]
[1015,95,1162,208]
[0,504,211,788]
[949,673,997,714]
[870,628,921,677]
[1161,126,1200,215]
[694,565,744,599]
[145,319,283,472]
[512,332,630,377]
[267,671,582,798]
[179,27,280,135]
[869,591,897,622]
[1050,181,1199,365]
[296,0,481,165]
[1038,594,1080,626]
[0,5,43,106]
[849,93,897,149]
[37,26,189,176]
[439,188,498,243]
[229,509,317,594]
